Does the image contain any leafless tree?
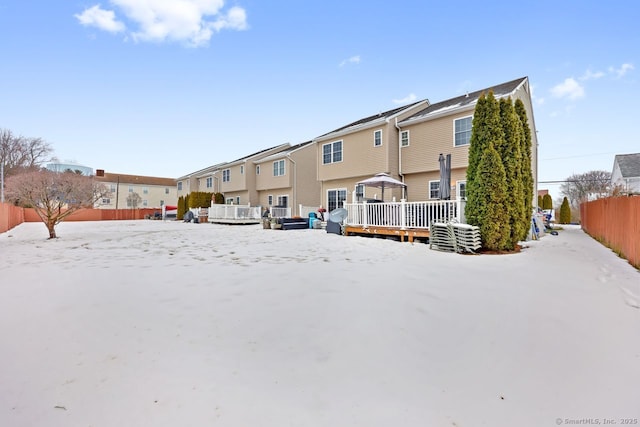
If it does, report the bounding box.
[0,128,54,178]
[5,169,109,238]
[126,192,142,209]
[559,170,612,209]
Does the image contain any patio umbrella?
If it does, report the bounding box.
[439,153,451,200]
[357,172,407,201]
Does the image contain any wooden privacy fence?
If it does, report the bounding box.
[0,203,161,234]
[580,196,640,269]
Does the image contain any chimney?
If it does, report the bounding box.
[96,169,105,177]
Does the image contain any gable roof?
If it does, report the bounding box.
[95,172,176,187]
[313,99,428,142]
[614,153,640,178]
[223,143,290,167]
[399,77,528,126]
[254,141,314,164]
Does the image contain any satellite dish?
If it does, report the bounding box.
[328,208,348,223]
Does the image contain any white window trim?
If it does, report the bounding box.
[453,115,473,147]
[326,187,347,210]
[428,180,440,199]
[267,195,273,206]
[222,169,230,182]
[322,140,343,165]
[256,165,260,175]
[273,159,285,177]
[374,129,382,147]
[456,180,467,200]
[277,195,289,207]
[400,130,410,147]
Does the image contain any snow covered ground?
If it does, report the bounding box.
[1,220,638,427]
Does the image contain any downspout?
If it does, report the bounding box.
[395,117,406,199]
[287,155,297,215]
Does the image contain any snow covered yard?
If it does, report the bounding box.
[0,220,638,427]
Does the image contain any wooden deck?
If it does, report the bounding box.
[344,225,430,243]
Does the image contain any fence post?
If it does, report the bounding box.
[400,199,407,230]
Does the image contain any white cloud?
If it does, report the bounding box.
[74,5,125,33]
[530,84,544,106]
[75,0,248,47]
[392,93,417,105]
[550,77,585,100]
[609,63,634,78]
[580,69,605,81]
[339,55,360,67]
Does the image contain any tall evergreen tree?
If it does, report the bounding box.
[515,98,534,238]
[475,141,510,251]
[542,194,553,210]
[498,97,526,249]
[466,91,504,226]
[559,197,571,224]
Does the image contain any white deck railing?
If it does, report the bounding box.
[343,199,464,230]
[270,207,292,218]
[208,204,262,221]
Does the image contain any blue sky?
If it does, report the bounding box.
[1,1,637,200]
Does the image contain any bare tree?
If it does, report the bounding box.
[0,128,53,178]
[126,192,142,209]
[560,170,612,208]
[5,170,109,238]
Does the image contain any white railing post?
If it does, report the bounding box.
[362,202,368,228]
[400,199,406,230]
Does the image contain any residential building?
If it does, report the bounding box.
[94,169,177,209]
[312,100,429,211]
[611,153,640,195]
[254,141,320,215]
[398,76,538,202]
[176,162,228,200]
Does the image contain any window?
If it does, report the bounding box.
[128,185,134,193]
[355,184,365,201]
[429,181,440,199]
[102,198,111,204]
[322,140,343,164]
[240,165,244,174]
[160,200,164,206]
[277,195,288,207]
[401,130,410,147]
[374,129,382,147]
[142,200,148,207]
[256,165,260,175]
[273,160,285,176]
[456,181,467,199]
[454,116,473,146]
[109,184,116,193]
[143,187,149,195]
[177,181,183,191]
[226,198,234,204]
[206,177,213,188]
[222,169,230,182]
[327,189,347,212]
[268,195,273,206]
[236,196,240,205]
[165,188,170,194]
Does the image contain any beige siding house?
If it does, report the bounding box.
[312,100,429,211]
[254,141,320,215]
[398,76,539,203]
[94,170,177,209]
[176,162,227,200]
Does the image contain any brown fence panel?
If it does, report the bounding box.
[581,196,640,269]
[0,202,25,233]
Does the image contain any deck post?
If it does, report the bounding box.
[400,199,407,230]
[362,202,368,228]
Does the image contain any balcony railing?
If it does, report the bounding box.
[208,204,262,221]
[343,199,464,230]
